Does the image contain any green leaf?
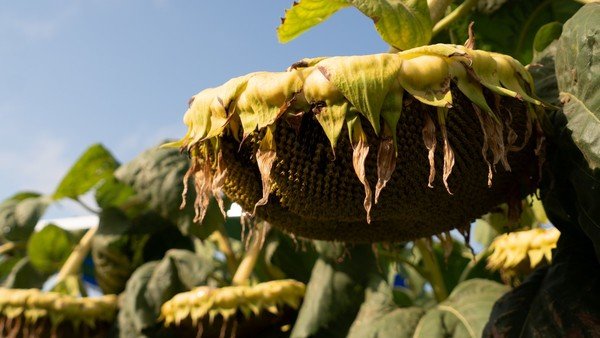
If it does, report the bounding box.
[260,228,318,284]
[0,255,21,282]
[92,207,194,294]
[94,175,140,211]
[277,0,350,43]
[3,257,48,289]
[473,219,500,248]
[414,279,509,338]
[291,244,376,338]
[0,194,48,242]
[278,0,431,50]
[114,145,218,239]
[349,0,432,50]
[556,3,600,169]
[117,249,225,336]
[529,39,560,106]
[450,0,581,64]
[347,275,424,338]
[54,143,119,200]
[533,21,563,52]
[27,224,75,273]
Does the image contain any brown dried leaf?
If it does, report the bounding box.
[375,136,397,204]
[473,105,494,187]
[438,109,455,195]
[253,126,277,215]
[352,137,373,224]
[422,113,437,188]
[193,154,213,223]
[212,150,228,217]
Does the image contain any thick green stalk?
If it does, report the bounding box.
[213,224,239,276]
[232,224,270,286]
[432,0,479,37]
[428,0,453,24]
[55,226,98,283]
[414,239,448,302]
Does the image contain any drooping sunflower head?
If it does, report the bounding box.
[487,227,560,283]
[172,44,546,243]
[161,279,305,337]
[0,288,118,338]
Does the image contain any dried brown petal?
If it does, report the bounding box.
[253,126,277,215]
[352,137,373,223]
[375,136,397,204]
[212,150,228,217]
[439,109,455,195]
[422,113,437,188]
[473,104,494,187]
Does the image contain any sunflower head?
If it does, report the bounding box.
[173,44,546,243]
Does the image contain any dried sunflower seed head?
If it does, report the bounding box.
[161,280,305,337]
[172,44,546,243]
[0,288,118,337]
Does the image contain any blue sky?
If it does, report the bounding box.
[0,1,387,216]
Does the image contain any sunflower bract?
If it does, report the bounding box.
[173,44,546,242]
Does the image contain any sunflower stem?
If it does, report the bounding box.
[414,239,448,302]
[213,224,239,276]
[232,223,270,285]
[56,226,98,283]
[428,0,453,24]
[0,242,21,255]
[432,0,479,37]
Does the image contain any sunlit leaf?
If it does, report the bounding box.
[414,279,509,338]
[556,3,600,169]
[349,0,431,50]
[27,224,75,273]
[54,143,119,200]
[277,0,350,43]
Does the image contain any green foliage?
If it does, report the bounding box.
[2,3,599,338]
[278,0,432,50]
[116,248,226,337]
[54,143,119,200]
[92,207,194,294]
[0,193,48,242]
[95,175,139,212]
[277,0,350,43]
[291,245,375,338]
[449,0,581,64]
[529,40,560,106]
[533,21,563,53]
[3,257,48,289]
[27,224,75,273]
[347,275,424,338]
[556,3,600,169]
[113,145,217,239]
[259,229,318,284]
[414,279,509,337]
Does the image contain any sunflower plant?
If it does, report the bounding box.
[0,1,598,337]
